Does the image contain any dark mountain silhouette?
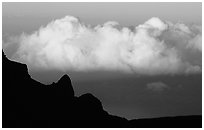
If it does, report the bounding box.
[2,51,201,128]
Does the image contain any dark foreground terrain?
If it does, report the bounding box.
[2,51,202,128]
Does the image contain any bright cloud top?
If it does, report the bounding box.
[3,15,202,75]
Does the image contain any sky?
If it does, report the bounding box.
[2,2,202,119]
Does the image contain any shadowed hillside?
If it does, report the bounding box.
[2,51,201,128]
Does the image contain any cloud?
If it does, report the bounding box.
[3,15,202,75]
[146,82,169,92]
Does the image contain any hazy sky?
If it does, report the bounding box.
[3,2,202,35]
[2,2,202,119]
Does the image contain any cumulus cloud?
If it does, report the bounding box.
[146,82,169,92]
[3,15,202,75]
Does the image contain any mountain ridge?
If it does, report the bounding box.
[2,51,201,128]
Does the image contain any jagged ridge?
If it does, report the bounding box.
[2,51,201,128]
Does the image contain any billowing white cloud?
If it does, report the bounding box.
[3,15,202,75]
[146,82,169,92]
[187,34,202,51]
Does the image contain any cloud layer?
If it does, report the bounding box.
[3,15,202,75]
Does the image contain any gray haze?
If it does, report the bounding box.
[3,2,201,35]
